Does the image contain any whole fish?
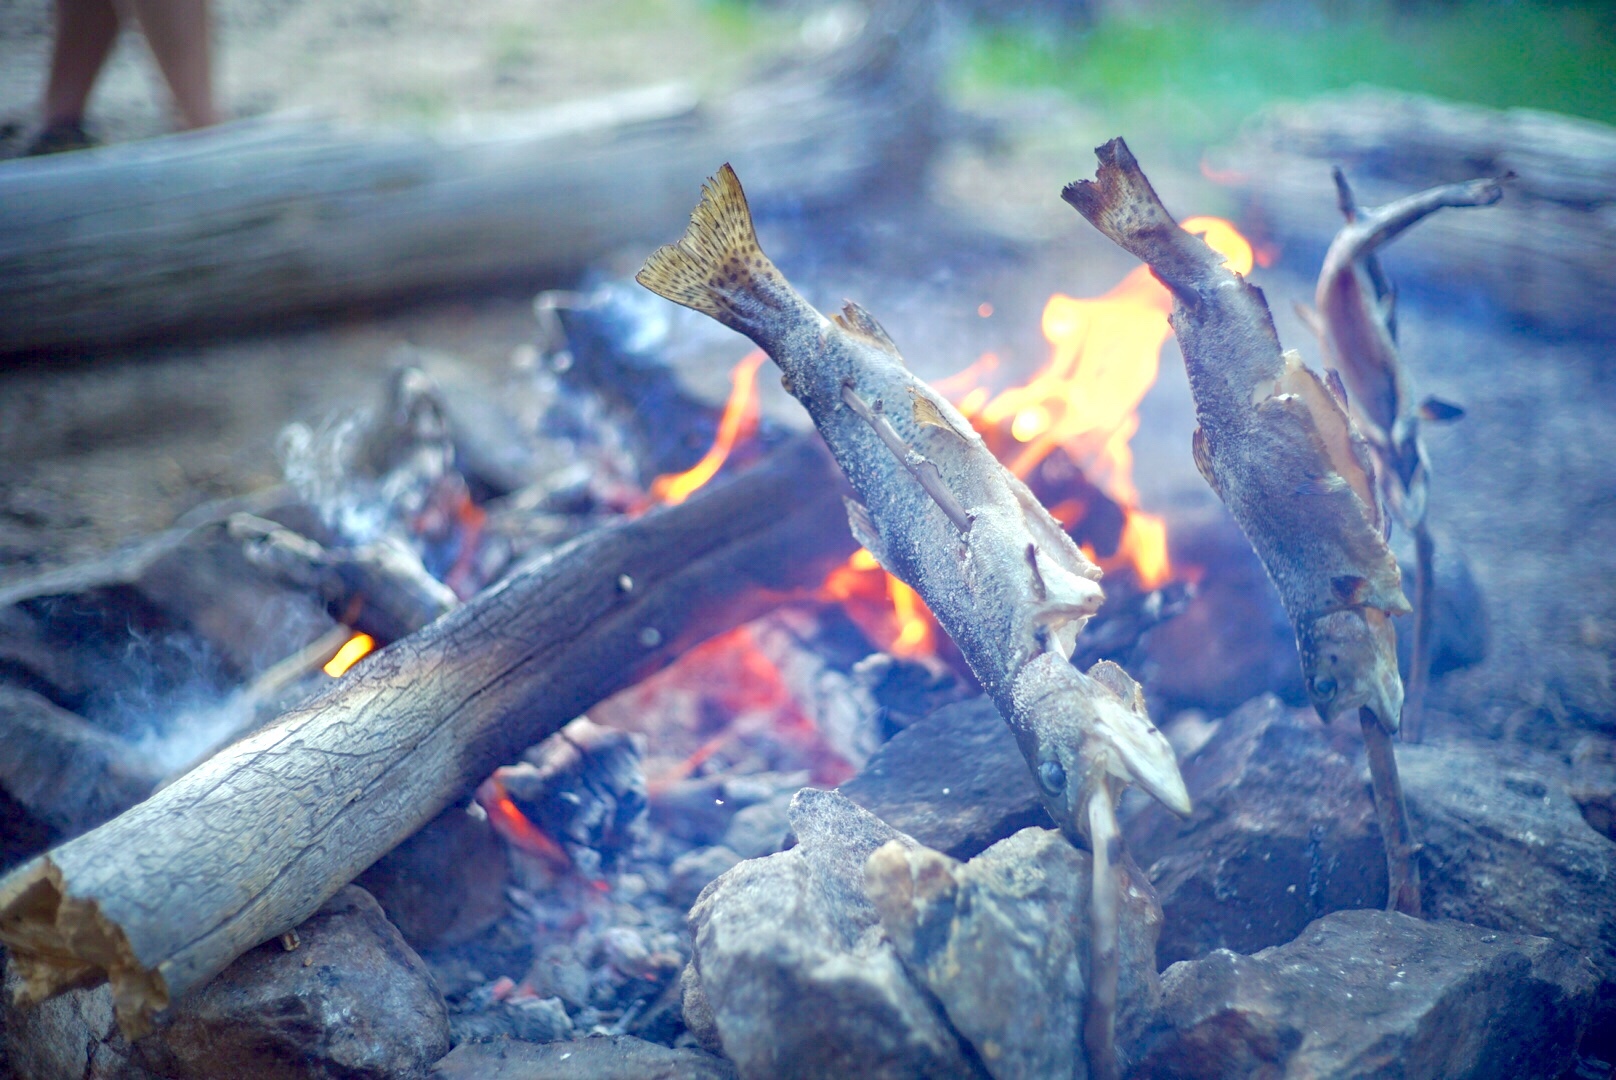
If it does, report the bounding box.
[638,163,1188,1080]
[1305,168,1501,527]
[1064,140,1411,733]
[1301,167,1502,743]
[1065,138,1422,916]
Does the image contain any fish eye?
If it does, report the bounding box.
[1312,675,1338,700]
[1038,759,1066,795]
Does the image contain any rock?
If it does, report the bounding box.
[136,885,450,1079]
[721,794,793,860]
[1125,696,1616,1057]
[668,846,744,910]
[1400,738,1616,1056]
[2,961,155,1080]
[1392,539,1489,678]
[841,696,1049,859]
[1132,910,1599,1080]
[357,802,509,949]
[1570,735,1616,842]
[431,1034,736,1080]
[867,827,1162,1080]
[685,788,978,1080]
[1123,696,1386,966]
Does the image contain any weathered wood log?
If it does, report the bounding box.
[0,0,939,356]
[0,436,855,1037]
[1207,89,1616,337]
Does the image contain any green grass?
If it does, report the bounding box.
[959,1,1616,139]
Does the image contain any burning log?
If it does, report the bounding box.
[1301,168,1503,742]
[0,435,855,1038]
[636,163,1189,1080]
[1063,138,1421,916]
[0,0,940,356]
[227,513,457,645]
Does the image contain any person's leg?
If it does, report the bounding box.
[128,0,217,129]
[40,0,121,127]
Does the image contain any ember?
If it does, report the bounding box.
[322,632,376,678]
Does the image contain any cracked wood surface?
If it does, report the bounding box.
[0,436,853,1037]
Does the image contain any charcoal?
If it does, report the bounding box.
[685,789,978,1080]
[1392,538,1489,678]
[356,802,509,950]
[841,695,1050,860]
[667,846,744,910]
[1132,910,1598,1080]
[431,1034,736,1080]
[449,997,573,1047]
[649,771,808,847]
[134,886,450,1080]
[851,652,969,733]
[867,827,1163,1080]
[500,718,648,869]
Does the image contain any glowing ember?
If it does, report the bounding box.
[648,350,766,506]
[475,774,572,869]
[322,632,375,677]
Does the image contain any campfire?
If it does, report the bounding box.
[1,12,1612,1078]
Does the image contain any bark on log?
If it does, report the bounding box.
[0,436,855,1038]
[1206,89,1616,337]
[0,1,939,356]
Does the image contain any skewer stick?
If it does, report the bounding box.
[1361,708,1422,915]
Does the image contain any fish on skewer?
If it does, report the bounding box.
[1063,138,1422,916]
[1301,168,1504,741]
[637,163,1188,1080]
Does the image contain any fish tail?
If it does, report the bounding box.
[636,164,803,345]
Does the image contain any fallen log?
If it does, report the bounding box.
[0,436,855,1037]
[1206,89,1616,337]
[0,0,940,356]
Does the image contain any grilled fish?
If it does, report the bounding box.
[1064,140,1411,732]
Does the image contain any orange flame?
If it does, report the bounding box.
[323,632,375,677]
[948,215,1253,591]
[648,350,766,506]
[820,548,937,658]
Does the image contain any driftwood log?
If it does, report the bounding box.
[0,436,855,1037]
[1207,89,1616,337]
[0,0,939,356]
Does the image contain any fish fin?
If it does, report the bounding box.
[843,496,892,571]
[1332,165,1359,222]
[1192,426,1220,497]
[1293,300,1325,337]
[909,387,971,440]
[1419,396,1465,422]
[1325,368,1350,411]
[636,164,793,337]
[833,301,901,357]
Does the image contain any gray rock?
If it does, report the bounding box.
[721,794,793,859]
[686,788,979,1080]
[1400,738,1616,1056]
[1123,696,1386,965]
[669,846,745,910]
[1570,734,1616,842]
[432,1034,736,1079]
[1125,699,1616,1057]
[867,827,1163,1080]
[136,885,450,1079]
[841,696,1049,859]
[1132,910,1598,1080]
[2,962,155,1080]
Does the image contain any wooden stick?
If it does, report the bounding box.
[0,436,854,1037]
[1361,708,1422,915]
[1403,520,1437,744]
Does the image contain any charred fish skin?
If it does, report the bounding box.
[1063,139,1410,730]
[636,164,1189,830]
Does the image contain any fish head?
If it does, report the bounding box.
[1299,608,1404,730]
